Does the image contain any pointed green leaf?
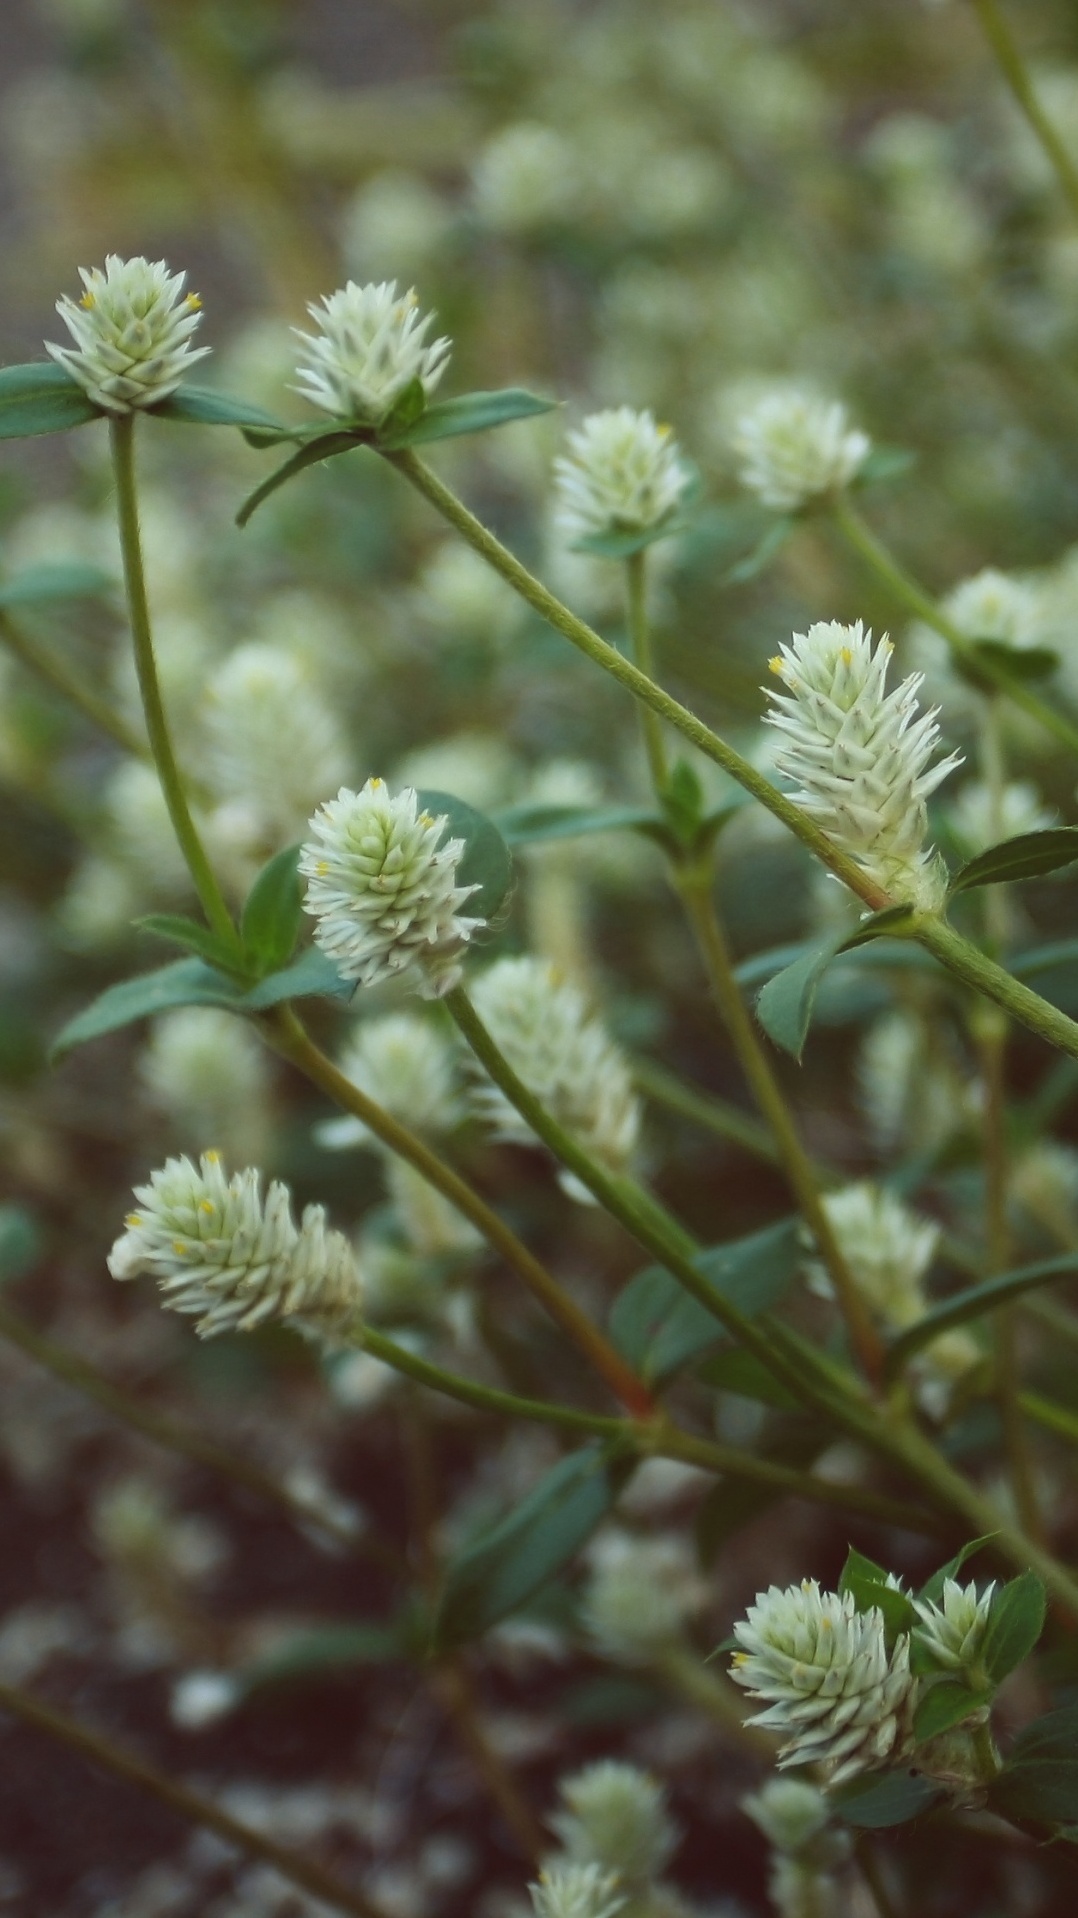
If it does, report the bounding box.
[0,362,101,438]
[495,801,660,846]
[433,1444,634,1649]
[239,944,353,1009]
[960,637,1060,688]
[839,1547,916,1643]
[51,959,245,1055]
[886,1255,1078,1376]
[609,1218,800,1383]
[914,1678,990,1743]
[0,561,114,607]
[416,789,513,924]
[696,1346,803,1409]
[151,387,289,432]
[239,1621,408,1694]
[377,376,428,440]
[241,844,303,974]
[380,387,557,452]
[236,430,367,526]
[988,1708,1078,1829]
[840,905,916,950]
[981,1572,1046,1686]
[755,929,849,1060]
[723,515,794,584]
[832,1771,943,1829]
[136,914,247,972]
[949,828,1078,896]
[918,1536,998,1607]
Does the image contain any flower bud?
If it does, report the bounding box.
[733,391,869,511]
[550,1763,677,1888]
[554,408,689,544]
[293,280,450,427]
[913,1579,995,1677]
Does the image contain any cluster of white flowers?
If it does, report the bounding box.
[733,391,870,511]
[473,123,582,233]
[107,1151,362,1343]
[742,1779,849,1918]
[467,956,640,1198]
[913,1579,995,1678]
[293,280,450,426]
[812,1182,939,1330]
[764,619,961,909]
[47,255,210,412]
[320,1012,462,1153]
[202,643,352,854]
[299,779,484,999]
[730,1579,917,1783]
[582,1532,703,1663]
[140,1008,272,1163]
[554,408,689,543]
[549,1763,677,1889]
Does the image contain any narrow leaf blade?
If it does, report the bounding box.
[755,930,849,1060]
[0,562,114,607]
[51,960,245,1056]
[241,844,303,974]
[380,387,557,451]
[236,431,367,526]
[887,1256,1078,1374]
[152,387,289,432]
[949,828,1078,896]
[0,362,101,439]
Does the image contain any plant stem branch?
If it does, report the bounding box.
[631,1055,783,1166]
[969,0,1078,223]
[109,414,237,947]
[673,870,885,1385]
[263,1004,654,1419]
[915,915,1078,1059]
[0,1680,386,1918]
[624,549,669,792]
[0,609,147,758]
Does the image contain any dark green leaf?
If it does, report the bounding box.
[573,514,692,560]
[241,844,303,974]
[240,1622,407,1694]
[886,1256,1078,1375]
[961,637,1060,687]
[982,1571,1046,1686]
[1013,938,1078,981]
[918,1536,998,1607]
[136,914,246,972]
[495,802,660,846]
[840,905,916,950]
[51,959,245,1055]
[433,1444,633,1649]
[152,387,288,432]
[839,1546,916,1643]
[609,1218,799,1383]
[832,1771,943,1829]
[0,362,101,439]
[380,386,557,451]
[755,929,849,1060]
[236,431,367,526]
[723,515,795,585]
[0,1205,42,1285]
[854,445,917,489]
[735,937,936,992]
[377,377,427,439]
[696,1418,830,1566]
[949,829,1078,896]
[416,789,513,924]
[0,561,114,607]
[696,1346,803,1409]
[239,945,353,1009]
[989,1709,1078,1828]
[914,1678,989,1743]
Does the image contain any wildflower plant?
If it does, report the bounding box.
[8,11,1078,1901]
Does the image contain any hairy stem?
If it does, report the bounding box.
[0,608,147,758]
[969,0,1078,223]
[0,1679,385,1918]
[109,414,237,947]
[263,1004,654,1418]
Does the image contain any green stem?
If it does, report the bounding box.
[624,549,669,792]
[673,870,885,1386]
[263,1004,655,1419]
[0,1679,386,1918]
[916,915,1078,1060]
[0,609,148,758]
[652,1643,770,1751]
[360,1328,943,1533]
[831,491,1078,758]
[109,414,238,948]
[969,0,1078,223]
[631,1054,783,1167]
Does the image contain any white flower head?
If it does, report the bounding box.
[202,643,352,853]
[948,778,1054,859]
[299,779,485,999]
[741,1778,831,1855]
[583,1531,704,1662]
[293,280,450,427]
[47,255,210,413]
[764,619,961,909]
[322,1012,462,1152]
[730,1579,918,1784]
[550,1762,677,1887]
[473,123,581,234]
[529,1864,625,1918]
[140,1008,272,1162]
[913,1579,995,1676]
[467,956,640,1196]
[554,408,689,544]
[108,1151,362,1344]
[811,1182,939,1331]
[733,391,870,511]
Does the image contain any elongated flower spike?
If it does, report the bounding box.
[293,279,450,426]
[730,1578,918,1784]
[47,256,210,412]
[764,619,961,910]
[299,779,484,999]
[108,1151,362,1344]
[554,407,689,543]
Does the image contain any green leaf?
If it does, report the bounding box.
[239,945,353,1009]
[723,515,795,585]
[376,377,428,439]
[989,1708,1078,1829]
[241,844,303,974]
[854,444,917,489]
[981,1571,1046,1686]
[416,789,514,923]
[236,430,367,526]
[961,637,1061,688]
[914,1678,989,1743]
[381,386,558,451]
[754,929,850,1061]
[696,1346,803,1409]
[1012,938,1078,981]
[495,802,660,846]
[609,1218,800,1384]
[832,1771,943,1829]
[886,1255,1078,1375]
[839,1547,916,1643]
[0,561,115,607]
[433,1444,633,1649]
[0,362,101,439]
[51,959,245,1055]
[918,1536,998,1607]
[136,914,246,972]
[573,515,692,560]
[840,904,916,949]
[151,387,289,432]
[0,1205,42,1285]
[239,1621,408,1694]
[949,828,1078,896]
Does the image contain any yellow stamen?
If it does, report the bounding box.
[185,292,202,310]
[80,291,96,309]
[768,656,785,675]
